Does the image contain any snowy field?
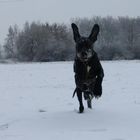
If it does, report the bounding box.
[0,61,140,140]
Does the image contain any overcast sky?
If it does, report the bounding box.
[0,0,140,44]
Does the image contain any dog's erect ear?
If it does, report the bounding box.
[88,24,100,43]
[71,23,80,42]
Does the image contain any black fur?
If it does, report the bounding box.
[71,23,104,113]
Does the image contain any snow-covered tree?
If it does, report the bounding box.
[4,25,19,58]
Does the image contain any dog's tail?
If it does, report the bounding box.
[72,88,77,98]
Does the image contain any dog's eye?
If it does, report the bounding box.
[87,48,92,52]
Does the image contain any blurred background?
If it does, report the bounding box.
[0,0,140,61]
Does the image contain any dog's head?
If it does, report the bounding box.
[71,23,100,62]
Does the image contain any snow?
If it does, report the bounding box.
[0,61,140,140]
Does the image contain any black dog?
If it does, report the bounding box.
[71,23,104,113]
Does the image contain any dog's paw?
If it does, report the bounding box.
[95,95,101,99]
[94,84,102,97]
[79,106,84,113]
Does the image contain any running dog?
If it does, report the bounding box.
[71,23,104,113]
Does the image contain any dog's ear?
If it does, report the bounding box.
[88,24,100,43]
[71,23,80,42]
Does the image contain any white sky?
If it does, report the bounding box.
[0,0,140,44]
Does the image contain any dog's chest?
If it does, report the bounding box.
[87,65,91,73]
[85,64,92,78]
[84,64,92,80]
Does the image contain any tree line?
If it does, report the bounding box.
[2,16,140,61]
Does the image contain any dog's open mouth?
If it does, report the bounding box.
[82,58,88,61]
[81,55,93,62]
[78,56,88,62]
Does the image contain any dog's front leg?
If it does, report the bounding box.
[94,65,104,98]
[76,88,84,113]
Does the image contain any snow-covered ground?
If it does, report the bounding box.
[0,61,140,140]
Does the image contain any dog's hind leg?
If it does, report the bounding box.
[87,99,92,109]
[76,88,84,113]
[84,91,93,109]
